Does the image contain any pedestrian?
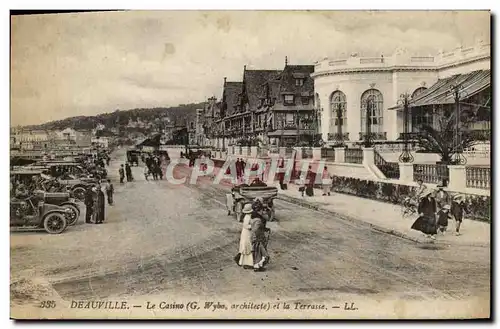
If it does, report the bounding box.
[277,157,287,190]
[321,166,332,196]
[95,184,106,224]
[144,166,149,181]
[235,158,241,181]
[158,165,164,180]
[119,165,125,184]
[125,163,133,182]
[234,203,254,269]
[435,185,450,211]
[106,157,110,166]
[298,171,306,197]
[451,194,466,236]
[414,179,428,200]
[84,187,95,223]
[250,198,270,272]
[436,204,452,235]
[305,166,315,197]
[152,164,158,180]
[105,179,114,205]
[411,190,438,240]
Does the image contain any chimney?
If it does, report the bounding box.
[285,56,288,67]
[224,77,227,85]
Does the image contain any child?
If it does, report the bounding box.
[436,204,452,235]
[451,194,466,236]
[144,166,149,181]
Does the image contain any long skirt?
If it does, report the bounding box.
[411,215,437,235]
[252,241,269,268]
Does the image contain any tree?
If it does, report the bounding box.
[413,106,479,164]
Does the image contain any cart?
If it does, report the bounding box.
[226,185,278,222]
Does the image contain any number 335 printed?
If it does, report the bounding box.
[40,301,56,308]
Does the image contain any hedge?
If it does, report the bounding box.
[330,175,491,223]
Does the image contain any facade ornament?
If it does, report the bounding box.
[421,81,427,87]
[369,83,376,89]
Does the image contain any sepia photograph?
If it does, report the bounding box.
[9,9,491,320]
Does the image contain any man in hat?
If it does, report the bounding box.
[84,186,95,224]
[451,194,466,236]
[435,185,450,212]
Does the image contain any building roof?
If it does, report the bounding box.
[223,81,243,116]
[389,69,491,109]
[275,65,315,95]
[243,69,282,109]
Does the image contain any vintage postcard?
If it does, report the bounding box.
[10,10,491,319]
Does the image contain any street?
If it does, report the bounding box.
[10,149,490,318]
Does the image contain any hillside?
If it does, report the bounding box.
[24,103,204,131]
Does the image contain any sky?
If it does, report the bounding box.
[10,10,490,126]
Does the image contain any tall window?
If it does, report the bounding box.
[360,89,384,133]
[295,79,304,86]
[330,90,347,131]
[412,87,428,98]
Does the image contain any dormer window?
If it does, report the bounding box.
[295,79,304,86]
[284,95,295,105]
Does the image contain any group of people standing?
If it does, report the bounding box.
[235,197,271,272]
[119,163,134,183]
[143,155,164,181]
[411,180,467,240]
[297,166,332,197]
[84,179,114,224]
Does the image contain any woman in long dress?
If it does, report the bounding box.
[250,199,270,272]
[237,203,254,269]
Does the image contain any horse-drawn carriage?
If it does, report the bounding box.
[226,184,278,222]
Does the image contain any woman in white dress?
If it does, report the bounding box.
[237,203,254,269]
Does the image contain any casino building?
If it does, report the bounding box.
[312,40,491,147]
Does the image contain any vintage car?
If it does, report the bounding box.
[127,150,141,166]
[32,190,81,226]
[10,195,71,234]
[53,173,99,202]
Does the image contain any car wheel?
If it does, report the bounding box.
[43,212,67,234]
[61,204,80,226]
[72,187,86,202]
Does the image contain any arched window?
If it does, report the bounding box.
[330,91,347,130]
[360,89,383,134]
[412,87,427,98]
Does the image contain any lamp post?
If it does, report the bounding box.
[335,102,345,147]
[397,92,414,163]
[449,84,468,165]
[364,97,374,148]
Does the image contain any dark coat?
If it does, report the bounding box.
[437,210,452,227]
[84,189,95,207]
[96,190,105,223]
[418,196,437,218]
[451,201,465,221]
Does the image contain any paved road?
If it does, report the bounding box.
[10,149,490,317]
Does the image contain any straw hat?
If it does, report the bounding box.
[443,204,451,210]
[423,190,433,197]
[453,194,464,202]
[242,203,253,214]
